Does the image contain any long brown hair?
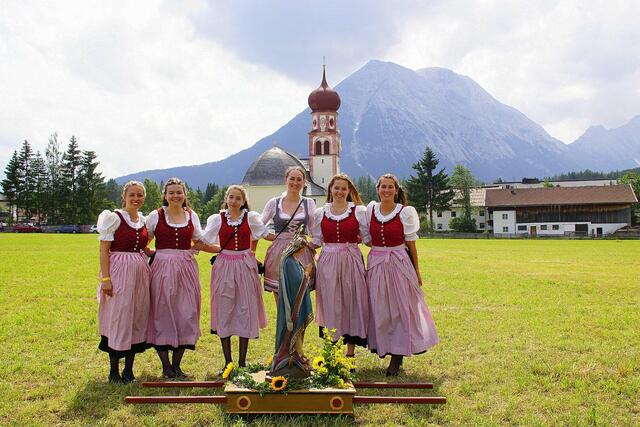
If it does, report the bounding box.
[326,173,363,205]
[376,173,408,205]
[162,177,189,208]
[222,184,251,211]
[121,180,146,208]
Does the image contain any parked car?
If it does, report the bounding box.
[90,224,98,233]
[53,224,81,234]
[14,224,43,233]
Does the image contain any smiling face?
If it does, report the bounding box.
[285,169,305,195]
[225,188,245,211]
[330,178,349,203]
[376,177,398,203]
[164,184,186,207]
[123,185,145,211]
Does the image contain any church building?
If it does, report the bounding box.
[242,67,342,209]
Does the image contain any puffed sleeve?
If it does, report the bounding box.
[355,205,371,245]
[400,206,420,241]
[146,209,159,238]
[191,211,204,241]
[261,198,277,225]
[310,207,324,247]
[97,210,120,241]
[247,211,269,240]
[202,214,222,245]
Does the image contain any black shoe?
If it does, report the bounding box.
[121,370,136,384]
[109,373,122,384]
[173,367,189,379]
[162,369,177,379]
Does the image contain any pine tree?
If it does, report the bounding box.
[355,176,377,204]
[104,179,121,206]
[449,164,478,232]
[45,133,63,223]
[60,136,81,223]
[406,147,453,231]
[1,150,20,224]
[77,150,107,223]
[203,183,219,204]
[32,151,49,223]
[141,179,162,214]
[16,140,36,222]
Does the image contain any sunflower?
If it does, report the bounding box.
[270,376,287,391]
[312,356,325,370]
[222,362,234,379]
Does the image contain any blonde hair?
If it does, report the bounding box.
[121,181,146,208]
[162,177,189,208]
[222,184,250,211]
[326,173,363,205]
[376,173,408,205]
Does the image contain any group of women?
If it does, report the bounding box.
[97,167,439,383]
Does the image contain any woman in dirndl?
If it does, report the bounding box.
[145,177,204,379]
[310,173,369,361]
[201,185,269,372]
[97,180,151,383]
[260,166,317,304]
[363,173,439,376]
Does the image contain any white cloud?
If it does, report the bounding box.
[0,0,308,178]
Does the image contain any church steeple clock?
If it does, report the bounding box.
[307,65,341,189]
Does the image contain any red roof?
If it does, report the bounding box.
[308,67,341,112]
[485,185,638,207]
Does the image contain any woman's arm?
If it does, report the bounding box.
[405,240,422,286]
[99,241,113,296]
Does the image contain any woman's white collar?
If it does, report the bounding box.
[224,209,247,226]
[373,202,402,223]
[324,202,354,221]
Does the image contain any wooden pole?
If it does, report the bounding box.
[125,396,227,404]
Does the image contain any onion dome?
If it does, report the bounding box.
[307,67,341,112]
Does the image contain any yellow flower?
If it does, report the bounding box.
[266,355,273,365]
[312,356,325,370]
[222,362,234,379]
[336,378,345,388]
[270,376,287,391]
[317,366,328,376]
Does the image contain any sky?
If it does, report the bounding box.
[1,0,639,179]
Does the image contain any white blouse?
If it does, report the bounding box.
[145,207,204,241]
[96,209,146,241]
[310,202,368,246]
[363,201,420,243]
[202,209,269,245]
[260,196,317,232]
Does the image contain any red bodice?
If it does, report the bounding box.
[154,208,194,250]
[219,211,251,251]
[110,211,148,252]
[370,206,405,247]
[321,207,359,244]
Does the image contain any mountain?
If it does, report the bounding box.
[117,60,580,187]
[566,116,640,171]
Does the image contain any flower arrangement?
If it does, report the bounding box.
[221,328,354,394]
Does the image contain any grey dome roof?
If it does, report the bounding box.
[242,146,326,197]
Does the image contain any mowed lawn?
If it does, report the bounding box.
[0,235,638,426]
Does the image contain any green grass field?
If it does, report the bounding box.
[0,235,638,426]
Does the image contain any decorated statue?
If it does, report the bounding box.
[269,227,314,379]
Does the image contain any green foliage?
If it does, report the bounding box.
[141,179,162,214]
[549,167,640,181]
[542,178,554,188]
[1,150,19,224]
[202,185,228,219]
[406,146,453,231]
[619,172,640,224]
[308,328,355,389]
[354,176,376,204]
[449,215,477,232]
[450,164,478,222]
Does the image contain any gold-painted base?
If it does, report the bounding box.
[225,371,355,415]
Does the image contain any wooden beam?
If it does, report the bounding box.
[352,382,434,389]
[141,381,224,388]
[125,396,227,404]
[353,396,446,404]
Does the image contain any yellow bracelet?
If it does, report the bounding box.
[101,277,111,282]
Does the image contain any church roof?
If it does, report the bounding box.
[242,146,326,197]
[308,66,341,112]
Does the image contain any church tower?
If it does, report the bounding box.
[307,66,341,189]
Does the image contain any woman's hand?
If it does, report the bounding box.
[143,247,156,257]
[264,233,276,241]
[101,279,113,297]
[415,270,423,286]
